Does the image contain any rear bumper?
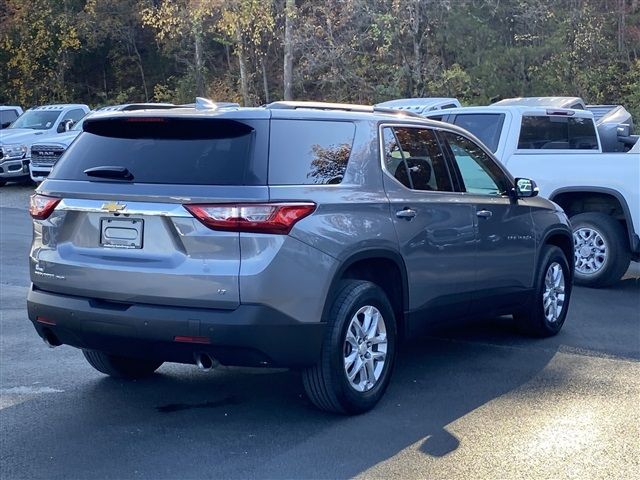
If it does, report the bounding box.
[27,286,326,368]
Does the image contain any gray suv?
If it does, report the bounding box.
[27,101,574,414]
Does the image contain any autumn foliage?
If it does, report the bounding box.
[0,0,638,118]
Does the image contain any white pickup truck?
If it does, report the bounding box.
[422,105,639,287]
[0,104,89,185]
[492,96,637,152]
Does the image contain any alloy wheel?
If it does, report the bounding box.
[573,227,607,275]
[343,305,388,392]
[543,262,566,323]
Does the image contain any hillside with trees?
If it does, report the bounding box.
[1,0,639,117]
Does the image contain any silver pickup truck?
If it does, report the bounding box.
[0,104,89,185]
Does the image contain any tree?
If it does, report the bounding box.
[215,0,275,105]
[82,0,152,101]
[0,0,638,119]
[283,0,295,100]
[1,0,82,105]
[141,0,215,98]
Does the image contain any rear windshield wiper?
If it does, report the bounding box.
[84,166,134,181]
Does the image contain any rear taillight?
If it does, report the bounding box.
[183,202,316,234]
[29,194,61,220]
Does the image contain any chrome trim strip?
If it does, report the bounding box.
[57,198,193,217]
[31,145,66,150]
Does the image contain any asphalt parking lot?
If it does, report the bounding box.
[1,182,639,479]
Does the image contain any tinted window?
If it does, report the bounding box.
[441,132,510,196]
[518,116,598,150]
[51,117,268,185]
[383,127,453,192]
[451,114,505,152]
[0,109,19,127]
[269,120,355,185]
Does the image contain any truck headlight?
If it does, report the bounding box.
[0,144,28,161]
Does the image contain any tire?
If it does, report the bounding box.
[571,212,630,288]
[302,280,397,415]
[82,350,163,379]
[515,245,572,337]
[0,181,6,187]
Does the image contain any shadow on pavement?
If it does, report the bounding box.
[0,317,559,479]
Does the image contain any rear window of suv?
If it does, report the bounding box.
[269,120,355,185]
[50,117,268,185]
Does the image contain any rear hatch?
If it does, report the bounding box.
[31,112,270,309]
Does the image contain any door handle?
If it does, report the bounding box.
[476,209,493,219]
[396,208,417,220]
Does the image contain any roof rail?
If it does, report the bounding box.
[265,101,426,119]
[266,101,374,112]
[373,107,425,119]
[195,97,241,111]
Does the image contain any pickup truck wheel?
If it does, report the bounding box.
[302,280,397,414]
[82,350,163,379]
[571,212,630,288]
[515,245,572,337]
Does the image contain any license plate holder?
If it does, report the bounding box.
[100,218,144,249]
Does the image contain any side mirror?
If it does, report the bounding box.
[617,124,631,137]
[515,178,539,198]
[57,119,74,133]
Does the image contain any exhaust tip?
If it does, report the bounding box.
[195,353,218,371]
[42,329,62,348]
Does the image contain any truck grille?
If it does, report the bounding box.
[31,145,65,167]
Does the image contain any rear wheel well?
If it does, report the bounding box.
[340,258,405,340]
[552,191,629,243]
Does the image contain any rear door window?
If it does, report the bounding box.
[269,120,355,185]
[451,114,505,153]
[382,126,454,192]
[518,116,598,150]
[50,117,268,185]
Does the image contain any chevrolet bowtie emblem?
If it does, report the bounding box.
[101,202,126,213]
